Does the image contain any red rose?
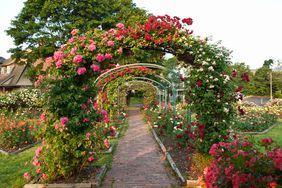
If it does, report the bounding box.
[182,18,193,25]
[270,182,277,187]
[235,86,243,92]
[145,33,152,41]
[241,72,250,82]
[196,80,203,87]
[231,70,237,77]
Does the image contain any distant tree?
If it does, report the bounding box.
[263,59,274,68]
[6,0,147,64]
[252,65,271,96]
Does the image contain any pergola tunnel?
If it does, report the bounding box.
[94,63,188,125]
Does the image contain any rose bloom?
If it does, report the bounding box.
[45,57,52,67]
[55,60,62,69]
[60,117,69,126]
[104,139,110,148]
[73,54,83,64]
[53,51,63,61]
[105,53,112,60]
[90,64,100,72]
[77,67,87,75]
[117,47,123,54]
[71,29,78,36]
[96,54,105,62]
[107,40,114,46]
[116,23,124,29]
[88,156,95,162]
[88,43,96,51]
[23,172,31,180]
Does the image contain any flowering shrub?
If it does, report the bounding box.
[233,111,277,132]
[204,138,282,188]
[0,109,42,150]
[0,89,42,109]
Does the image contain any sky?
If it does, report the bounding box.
[0,0,282,69]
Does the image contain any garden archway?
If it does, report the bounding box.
[36,15,239,179]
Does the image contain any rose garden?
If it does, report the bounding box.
[0,15,282,188]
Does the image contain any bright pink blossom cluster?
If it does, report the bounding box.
[205,138,281,188]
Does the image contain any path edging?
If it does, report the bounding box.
[148,121,200,186]
[238,123,278,135]
[0,141,40,155]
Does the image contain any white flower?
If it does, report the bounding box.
[214,78,219,81]
[158,116,161,119]
[223,107,229,113]
[217,99,221,102]
[208,66,214,71]
[209,85,214,88]
[202,61,208,66]
[209,76,213,79]
[212,61,216,65]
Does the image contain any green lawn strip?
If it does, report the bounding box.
[251,119,282,147]
[0,146,37,188]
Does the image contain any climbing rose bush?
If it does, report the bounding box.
[32,14,240,179]
[204,138,282,188]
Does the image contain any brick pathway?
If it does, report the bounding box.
[102,107,179,188]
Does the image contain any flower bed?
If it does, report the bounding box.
[205,138,282,188]
[232,111,277,132]
[0,109,42,152]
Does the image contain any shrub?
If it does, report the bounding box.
[204,138,282,188]
[0,89,42,109]
[233,111,277,132]
[0,109,42,150]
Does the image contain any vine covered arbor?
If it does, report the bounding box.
[35,15,239,179]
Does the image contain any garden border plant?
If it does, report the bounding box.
[27,14,247,182]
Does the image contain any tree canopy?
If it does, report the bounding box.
[6,0,147,64]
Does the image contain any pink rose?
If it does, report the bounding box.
[42,173,48,180]
[71,29,78,36]
[117,47,123,54]
[70,47,77,55]
[88,43,96,51]
[104,139,110,148]
[96,54,105,62]
[54,51,63,61]
[73,54,83,64]
[68,37,75,43]
[107,40,114,47]
[35,147,42,157]
[77,67,87,75]
[88,156,95,162]
[86,132,91,138]
[83,118,89,123]
[105,53,112,60]
[116,23,124,29]
[90,64,100,72]
[36,168,41,174]
[55,124,59,130]
[23,172,31,181]
[45,57,52,67]
[55,60,62,69]
[60,117,69,126]
[40,113,46,122]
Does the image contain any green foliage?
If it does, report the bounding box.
[6,0,147,64]
[0,147,37,188]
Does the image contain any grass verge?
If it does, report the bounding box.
[0,146,36,188]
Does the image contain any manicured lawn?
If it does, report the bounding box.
[0,146,36,188]
[245,119,282,149]
[252,119,282,147]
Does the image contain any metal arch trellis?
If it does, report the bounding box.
[94,63,168,86]
[124,80,162,108]
[94,63,189,126]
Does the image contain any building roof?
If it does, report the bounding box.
[0,58,32,87]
